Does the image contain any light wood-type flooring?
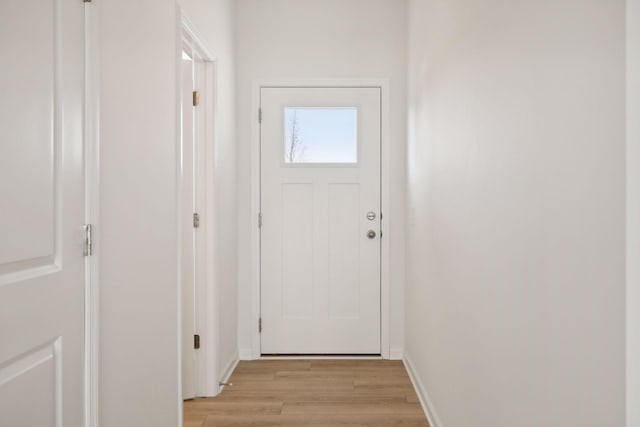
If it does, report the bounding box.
[183,359,430,427]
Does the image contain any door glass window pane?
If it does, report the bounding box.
[284,108,358,164]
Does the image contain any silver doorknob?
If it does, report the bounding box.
[367,230,376,239]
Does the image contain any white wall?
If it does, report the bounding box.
[405,1,626,426]
[100,1,179,426]
[99,1,236,425]
[235,0,408,358]
[628,0,640,425]
[179,0,239,384]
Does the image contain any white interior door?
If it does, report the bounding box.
[182,52,197,400]
[182,43,216,399]
[260,87,381,354]
[0,0,86,426]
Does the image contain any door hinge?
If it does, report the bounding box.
[84,224,93,256]
[194,334,200,349]
[258,317,262,333]
[193,91,199,107]
[258,108,262,123]
[193,213,200,228]
[258,212,262,228]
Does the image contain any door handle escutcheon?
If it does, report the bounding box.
[367,230,376,239]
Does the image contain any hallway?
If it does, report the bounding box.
[183,360,429,426]
[1,0,638,426]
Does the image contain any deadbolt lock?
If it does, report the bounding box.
[366,211,376,221]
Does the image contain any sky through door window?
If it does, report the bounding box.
[284,108,358,164]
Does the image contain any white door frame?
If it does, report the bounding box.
[627,0,640,425]
[250,79,392,359]
[177,10,219,406]
[84,1,100,426]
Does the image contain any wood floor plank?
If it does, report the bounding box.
[281,401,425,415]
[228,378,356,392]
[202,413,429,427]
[276,368,408,379]
[184,359,429,427]
[184,400,283,416]
[227,371,276,381]
[234,360,312,372]
[183,414,207,427]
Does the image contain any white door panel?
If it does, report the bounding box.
[261,87,381,354]
[0,0,57,271]
[328,183,361,319]
[0,0,85,425]
[182,57,196,400]
[182,47,212,399]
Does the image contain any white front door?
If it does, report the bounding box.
[260,87,381,354]
[0,0,86,426]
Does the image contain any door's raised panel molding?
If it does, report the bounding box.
[0,0,63,286]
[0,257,61,288]
[0,337,62,427]
[0,338,59,387]
[327,183,361,320]
[403,353,443,427]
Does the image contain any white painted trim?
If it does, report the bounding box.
[389,348,403,360]
[250,82,262,360]
[54,337,63,427]
[250,78,393,359]
[175,5,184,427]
[403,354,443,427]
[379,81,391,360]
[181,14,216,62]
[259,355,383,360]
[627,0,640,425]
[84,1,100,426]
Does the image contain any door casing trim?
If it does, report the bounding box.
[84,1,100,426]
[250,79,392,359]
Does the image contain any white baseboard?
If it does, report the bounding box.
[259,355,383,360]
[389,348,403,360]
[218,350,239,393]
[403,354,443,427]
[240,348,398,360]
[239,348,254,360]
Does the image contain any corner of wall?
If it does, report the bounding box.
[389,348,404,360]
[239,348,254,360]
[217,348,239,394]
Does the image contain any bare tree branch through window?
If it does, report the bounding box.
[286,110,306,162]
